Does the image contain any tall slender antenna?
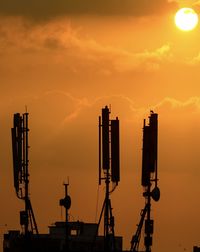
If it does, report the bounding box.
[11,112,39,236]
[60,181,71,251]
[95,105,120,251]
[130,111,160,252]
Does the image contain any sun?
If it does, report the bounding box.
[175,7,198,31]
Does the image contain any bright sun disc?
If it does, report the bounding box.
[175,7,198,31]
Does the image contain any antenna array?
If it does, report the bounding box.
[131,111,160,252]
[95,106,120,251]
[11,112,38,236]
[99,106,120,185]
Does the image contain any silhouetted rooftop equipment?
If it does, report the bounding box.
[102,106,110,171]
[59,182,71,251]
[111,118,120,184]
[99,106,120,185]
[142,113,158,187]
[96,105,120,251]
[131,111,160,252]
[11,113,22,195]
[11,112,38,237]
[6,111,123,252]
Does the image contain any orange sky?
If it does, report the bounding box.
[1,1,200,252]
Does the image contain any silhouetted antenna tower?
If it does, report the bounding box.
[95,105,120,251]
[11,112,38,236]
[130,111,160,252]
[60,181,71,251]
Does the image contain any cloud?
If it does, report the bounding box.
[113,44,172,72]
[188,52,200,65]
[23,92,200,135]
[0,18,173,75]
[0,0,177,20]
[154,96,200,112]
[0,17,76,52]
[30,92,140,128]
[193,0,200,5]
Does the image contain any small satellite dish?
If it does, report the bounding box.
[59,195,71,209]
[151,187,160,202]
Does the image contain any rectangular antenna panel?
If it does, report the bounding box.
[102,107,110,170]
[141,125,151,186]
[111,119,120,183]
[149,113,158,172]
[11,113,23,192]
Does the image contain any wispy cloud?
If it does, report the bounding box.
[0,18,173,74]
[30,93,200,126]
[192,0,200,6]
[151,97,200,117]
[114,44,172,72]
[188,52,200,65]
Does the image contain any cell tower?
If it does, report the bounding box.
[11,112,38,237]
[130,111,160,252]
[95,105,120,251]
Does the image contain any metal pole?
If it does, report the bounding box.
[104,169,110,251]
[23,113,29,237]
[64,183,69,251]
[146,183,151,252]
[99,116,102,185]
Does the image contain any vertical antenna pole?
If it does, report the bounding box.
[145,183,151,252]
[64,182,69,251]
[60,181,71,251]
[104,166,110,251]
[23,113,29,237]
[155,132,158,188]
[99,116,102,185]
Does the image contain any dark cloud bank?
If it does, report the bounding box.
[0,0,177,20]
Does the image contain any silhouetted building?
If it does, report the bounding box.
[3,221,122,252]
[194,246,200,252]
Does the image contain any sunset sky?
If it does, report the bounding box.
[1,0,200,251]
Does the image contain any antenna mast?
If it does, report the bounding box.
[11,112,39,236]
[130,111,160,252]
[60,181,71,251]
[96,105,120,251]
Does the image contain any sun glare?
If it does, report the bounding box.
[175,7,198,31]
